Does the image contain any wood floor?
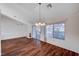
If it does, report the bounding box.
[1,37,79,56]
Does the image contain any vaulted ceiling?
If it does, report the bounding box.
[0,3,79,24]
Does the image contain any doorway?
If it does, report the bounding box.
[32,25,41,48]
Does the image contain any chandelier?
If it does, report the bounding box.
[35,3,52,26]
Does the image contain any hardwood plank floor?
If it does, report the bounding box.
[1,37,79,56]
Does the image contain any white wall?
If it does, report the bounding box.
[1,12,78,54]
[0,12,1,56]
[0,14,31,40]
[45,13,79,53]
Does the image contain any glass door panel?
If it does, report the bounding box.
[32,26,41,48]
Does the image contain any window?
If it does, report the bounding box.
[53,23,65,40]
[46,23,65,40]
[46,25,53,39]
[32,26,41,40]
[32,26,36,39]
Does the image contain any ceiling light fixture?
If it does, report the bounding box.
[35,3,52,26]
[35,3,46,26]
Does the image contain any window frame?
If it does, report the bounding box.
[46,22,65,40]
[46,24,54,39]
[32,25,41,40]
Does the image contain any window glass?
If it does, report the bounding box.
[46,25,53,39]
[53,23,65,40]
[32,26,41,40]
[46,23,65,40]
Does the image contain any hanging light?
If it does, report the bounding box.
[35,3,53,26]
[35,3,46,26]
[35,22,46,26]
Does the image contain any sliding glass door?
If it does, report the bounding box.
[32,26,41,40]
[32,25,41,47]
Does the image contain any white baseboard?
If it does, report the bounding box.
[1,36,27,40]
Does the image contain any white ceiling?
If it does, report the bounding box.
[0,3,79,24]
